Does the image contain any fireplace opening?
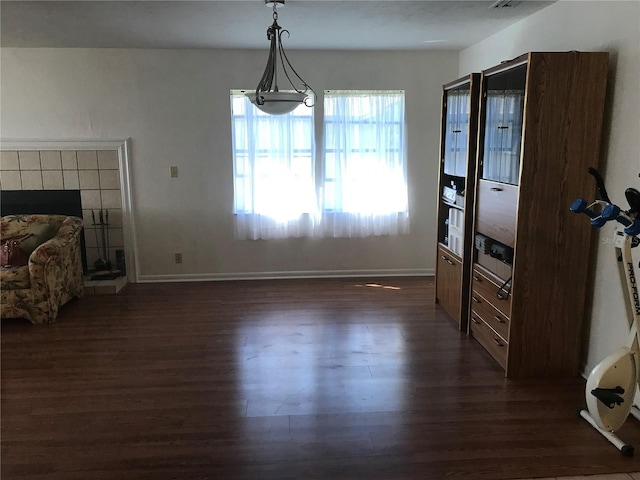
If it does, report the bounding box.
[1,190,88,273]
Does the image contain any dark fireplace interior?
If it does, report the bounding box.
[1,190,88,273]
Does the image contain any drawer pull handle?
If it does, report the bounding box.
[441,255,454,266]
[497,293,506,300]
[473,275,481,282]
[440,255,455,265]
[452,129,462,133]
[472,296,481,303]
[497,126,509,130]
[495,315,505,324]
[471,317,481,324]
[490,187,503,192]
[493,338,504,347]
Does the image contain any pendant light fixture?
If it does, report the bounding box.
[247,0,315,115]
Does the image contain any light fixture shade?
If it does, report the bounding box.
[247,91,308,115]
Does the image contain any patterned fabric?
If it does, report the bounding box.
[0,215,84,324]
[0,266,30,290]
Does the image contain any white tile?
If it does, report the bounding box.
[63,170,80,190]
[62,151,78,170]
[80,189,102,209]
[105,208,123,228]
[99,169,120,189]
[101,189,122,209]
[84,227,99,248]
[82,209,97,228]
[77,150,98,170]
[98,150,119,170]
[106,227,124,248]
[87,226,119,254]
[0,151,19,170]
[42,171,64,189]
[0,170,22,190]
[21,171,43,190]
[18,151,41,170]
[79,170,100,189]
[40,151,62,170]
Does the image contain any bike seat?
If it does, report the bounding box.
[626,188,640,216]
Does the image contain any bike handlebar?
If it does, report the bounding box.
[571,197,640,236]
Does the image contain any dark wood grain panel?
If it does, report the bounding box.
[3,277,639,479]
[509,51,609,377]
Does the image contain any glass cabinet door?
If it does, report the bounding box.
[481,65,527,185]
[443,88,470,177]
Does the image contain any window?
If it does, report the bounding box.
[231,92,318,240]
[230,90,409,240]
[322,91,409,237]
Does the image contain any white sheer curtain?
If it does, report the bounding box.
[443,90,470,177]
[322,91,409,238]
[482,90,525,185]
[231,92,319,240]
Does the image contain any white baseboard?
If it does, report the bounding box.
[137,268,434,283]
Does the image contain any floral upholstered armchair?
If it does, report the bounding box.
[1,214,84,324]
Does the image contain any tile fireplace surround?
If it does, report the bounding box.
[0,141,136,284]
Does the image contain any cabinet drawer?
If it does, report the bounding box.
[471,266,511,318]
[470,316,507,370]
[476,179,518,247]
[470,293,509,341]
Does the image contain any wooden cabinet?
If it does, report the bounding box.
[469,51,609,377]
[436,245,463,320]
[435,74,480,330]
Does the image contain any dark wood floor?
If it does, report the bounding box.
[3,277,640,479]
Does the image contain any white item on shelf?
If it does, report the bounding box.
[442,186,456,203]
[448,208,464,256]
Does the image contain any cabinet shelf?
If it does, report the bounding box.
[440,199,464,211]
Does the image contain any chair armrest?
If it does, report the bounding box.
[28,220,83,302]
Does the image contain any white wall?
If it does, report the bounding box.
[1,48,458,280]
[459,0,640,373]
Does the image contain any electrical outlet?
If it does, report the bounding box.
[174,253,182,264]
[170,166,179,178]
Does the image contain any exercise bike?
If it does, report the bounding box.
[571,168,640,456]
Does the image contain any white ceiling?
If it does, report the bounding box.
[1,1,555,50]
